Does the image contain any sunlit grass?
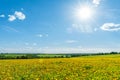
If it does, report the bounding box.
[0,55,120,80]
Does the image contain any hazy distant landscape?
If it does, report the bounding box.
[0,52,119,59]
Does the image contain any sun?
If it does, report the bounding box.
[75,6,93,20]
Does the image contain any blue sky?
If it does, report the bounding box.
[0,0,120,53]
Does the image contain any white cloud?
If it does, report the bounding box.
[67,24,93,33]
[36,34,43,37]
[92,0,101,6]
[94,28,98,31]
[8,15,16,21]
[33,43,37,46]
[36,34,48,37]
[25,43,29,45]
[100,23,120,31]
[25,43,37,46]
[8,11,26,21]
[14,11,26,20]
[66,40,78,43]
[21,8,24,11]
[0,14,5,18]
[45,34,49,37]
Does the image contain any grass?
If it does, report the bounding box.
[0,54,120,80]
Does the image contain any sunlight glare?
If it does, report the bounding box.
[76,6,93,20]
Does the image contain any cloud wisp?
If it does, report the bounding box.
[0,47,118,53]
[66,40,78,44]
[25,43,37,46]
[3,26,19,33]
[92,0,101,7]
[100,23,120,31]
[36,34,43,38]
[0,14,5,18]
[36,34,48,38]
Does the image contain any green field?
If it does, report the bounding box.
[0,54,120,80]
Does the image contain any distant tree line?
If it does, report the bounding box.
[0,54,72,59]
[0,52,120,59]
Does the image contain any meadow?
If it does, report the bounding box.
[0,54,120,80]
